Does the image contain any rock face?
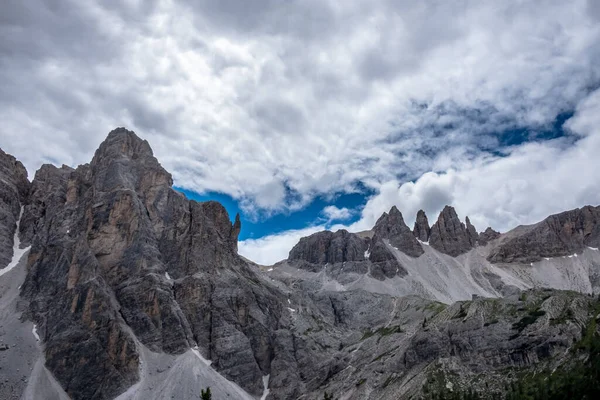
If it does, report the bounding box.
[478,227,501,246]
[465,216,479,245]
[412,209,430,242]
[17,129,295,399]
[289,229,367,264]
[373,206,424,257]
[488,205,600,263]
[0,148,29,268]
[287,228,408,280]
[429,206,474,257]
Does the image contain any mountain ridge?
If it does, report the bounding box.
[0,128,599,400]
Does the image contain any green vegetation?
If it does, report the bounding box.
[511,309,546,332]
[550,307,574,326]
[426,301,448,315]
[200,387,211,400]
[453,304,469,319]
[518,292,528,302]
[422,299,600,400]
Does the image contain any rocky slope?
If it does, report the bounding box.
[0,148,29,269]
[1,129,600,400]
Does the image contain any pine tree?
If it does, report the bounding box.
[201,387,212,400]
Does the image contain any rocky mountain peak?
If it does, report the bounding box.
[429,205,474,256]
[478,226,501,245]
[412,209,430,242]
[373,206,424,257]
[94,127,155,162]
[288,229,367,264]
[90,127,173,193]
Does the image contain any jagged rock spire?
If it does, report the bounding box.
[465,216,479,246]
[373,206,424,257]
[429,206,474,257]
[412,209,431,242]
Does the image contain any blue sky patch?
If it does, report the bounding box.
[176,188,371,240]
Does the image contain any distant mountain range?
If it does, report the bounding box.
[1,128,599,400]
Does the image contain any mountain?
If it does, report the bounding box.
[1,128,599,400]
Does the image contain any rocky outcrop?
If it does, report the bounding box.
[429,206,474,257]
[367,238,408,279]
[17,128,293,399]
[488,205,600,263]
[0,149,29,268]
[412,209,430,242]
[465,216,479,245]
[288,229,367,264]
[478,227,501,245]
[373,206,424,257]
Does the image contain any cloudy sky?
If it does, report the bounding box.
[2,0,600,264]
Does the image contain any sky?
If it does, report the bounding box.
[2,0,600,265]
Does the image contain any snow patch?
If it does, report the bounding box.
[165,272,172,280]
[589,247,599,251]
[364,250,370,258]
[32,324,40,341]
[544,258,550,261]
[260,375,270,400]
[417,239,430,246]
[267,268,273,272]
[287,298,291,304]
[191,346,212,366]
[287,307,296,312]
[0,207,32,277]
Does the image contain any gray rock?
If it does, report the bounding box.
[368,238,407,279]
[465,216,479,246]
[0,148,29,268]
[16,128,326,399]
[412,209,431,242]
[488,205,600,263]
[289,229,368,264]
[429,206,474,257]
[373,206,424,257]
[478,227,501,246]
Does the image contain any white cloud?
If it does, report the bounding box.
[2,0,600,264]
[238,225,325,265]
[239,87,600,264]
[1,0,599,215]
[322,205,353,222]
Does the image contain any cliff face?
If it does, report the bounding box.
[289,229,368,264]
[14,129,292,399]
[488,206,600,263]
[373,206,424,258]
[429,206,475,257]
[0,148,29,268]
